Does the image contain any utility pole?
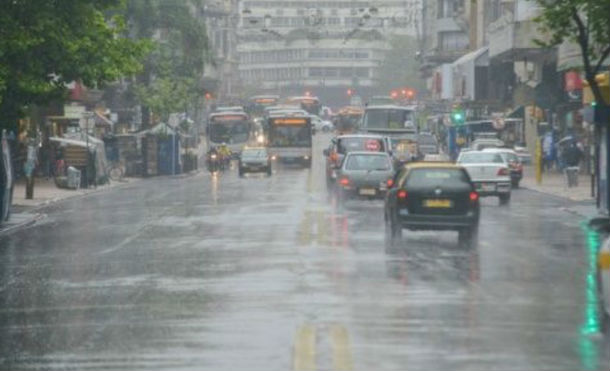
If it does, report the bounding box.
[469,0,478,51]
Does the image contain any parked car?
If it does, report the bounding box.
[384,162,480,251]
[456,150,512,205]
[483,148,524,187]
[238,147,272,177]
[323,134,389,189]
[335,151,394,200]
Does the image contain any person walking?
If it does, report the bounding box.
[564,142,582,188]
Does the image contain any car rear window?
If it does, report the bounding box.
[459,153,504,164]
[242,149,267,159]
[338,138,385,154]
[345,154,391,171]
[406,168,470,188]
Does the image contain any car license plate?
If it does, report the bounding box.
[359,188,376,196]
[424,199,452,208]
[479,183,496,192]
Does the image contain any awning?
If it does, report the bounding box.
[452,47,489,101]
[452,47,489,69]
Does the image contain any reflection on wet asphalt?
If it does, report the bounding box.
[0,134,608,371]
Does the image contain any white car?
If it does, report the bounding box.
[309,115,333,133]
[456,150,512,205]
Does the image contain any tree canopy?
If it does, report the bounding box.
[534,0,610,105]
[0,0,150,131]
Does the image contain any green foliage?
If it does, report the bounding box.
[373,35,424,94]
[0,0,150,130]
[127,0,211,123]
[533,0,610,103]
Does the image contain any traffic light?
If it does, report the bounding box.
[451,109,465,125]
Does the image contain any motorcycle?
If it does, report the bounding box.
[207,153,221,173]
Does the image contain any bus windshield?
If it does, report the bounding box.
[209,118,250,144]
[269,125,312,147]
[363,109,415,130]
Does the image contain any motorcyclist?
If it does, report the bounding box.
[207,146,219,171]
[218,143,232,168]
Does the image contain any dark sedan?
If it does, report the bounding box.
[384,163,480,251]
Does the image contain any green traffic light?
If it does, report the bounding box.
[592,101,597,107]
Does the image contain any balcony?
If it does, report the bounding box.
[488,16,551,62]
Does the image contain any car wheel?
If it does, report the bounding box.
[499,193,511,206]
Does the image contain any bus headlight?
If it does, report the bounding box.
[257,134,265,143]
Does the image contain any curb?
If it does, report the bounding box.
[520,184,593,202]
[0,213,45,236]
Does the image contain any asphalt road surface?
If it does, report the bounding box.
[0,134,609,371]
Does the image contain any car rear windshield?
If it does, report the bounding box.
[459,153,504,164]
[406,168,470,188]
[345,154,391,171]
[242,149,267,159]
[338,137,385,154]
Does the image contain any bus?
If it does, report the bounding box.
[445,118,524,160]
[267,112,313,167]
[286,96,322,116]
[247,95,280,118]
[207,111,252,155]
[334,106,363,134]
[361,105,419,164]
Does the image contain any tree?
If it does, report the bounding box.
[373,35,424,95]
[534,0,610,106]
[126,0,211,126]
[0,0,149,131]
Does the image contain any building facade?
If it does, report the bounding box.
[236,0,422,106]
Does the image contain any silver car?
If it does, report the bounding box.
[335,151,395,200]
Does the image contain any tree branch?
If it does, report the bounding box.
[594,45,610,75]
[571,7,592,75]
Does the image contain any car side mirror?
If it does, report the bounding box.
[323,149,329,157]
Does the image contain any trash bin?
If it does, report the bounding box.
[67,166,81,190]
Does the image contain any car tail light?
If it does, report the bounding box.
[469,191,479,202]
[397,189,408,199]
[387,179,394,188]
[497,167,509,176]
[339,177,350,187]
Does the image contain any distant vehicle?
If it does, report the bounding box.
[335,151,395,201]
[417,133,439,155]
[470,138,505,151]
[384,162,480,251]
[207,111,252,156]
[483,148,523,188]
[286,96,322,116]
[238,147,272,177]
[215,106,245,113]
[423,153,450,162]
[514,145,532,165]
[323,134,389,189]
[456,151,512,205]
[334,106,363,135]
[267,112,313,167]
[360,105,417,135]
[247,95,280,117]
[384,134,419,168]
[309,115,333,133]
[368,96,395,106]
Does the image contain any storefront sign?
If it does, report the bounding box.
[63,105,86,119]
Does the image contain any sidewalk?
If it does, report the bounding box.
[0,212,44,235]
[12,177,141,209]
[521,166,594,202]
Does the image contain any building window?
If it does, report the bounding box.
[439,31,469,51]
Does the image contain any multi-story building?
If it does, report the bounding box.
[236,0,422,106]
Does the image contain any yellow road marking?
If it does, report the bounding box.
[293,324,316,371]
[298,210,312,247]
[330,325,353,371]
[316,210,328,245]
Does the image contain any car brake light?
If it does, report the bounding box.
[497,167,509,176]
[339,177,350,187]
[387,179,394,188]
[397,190,408,199]
[469,191,479,202]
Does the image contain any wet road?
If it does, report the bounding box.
[0,134,609,371]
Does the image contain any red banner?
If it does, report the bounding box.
[564,70,583,91]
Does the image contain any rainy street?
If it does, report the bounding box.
[0,134,609,371]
